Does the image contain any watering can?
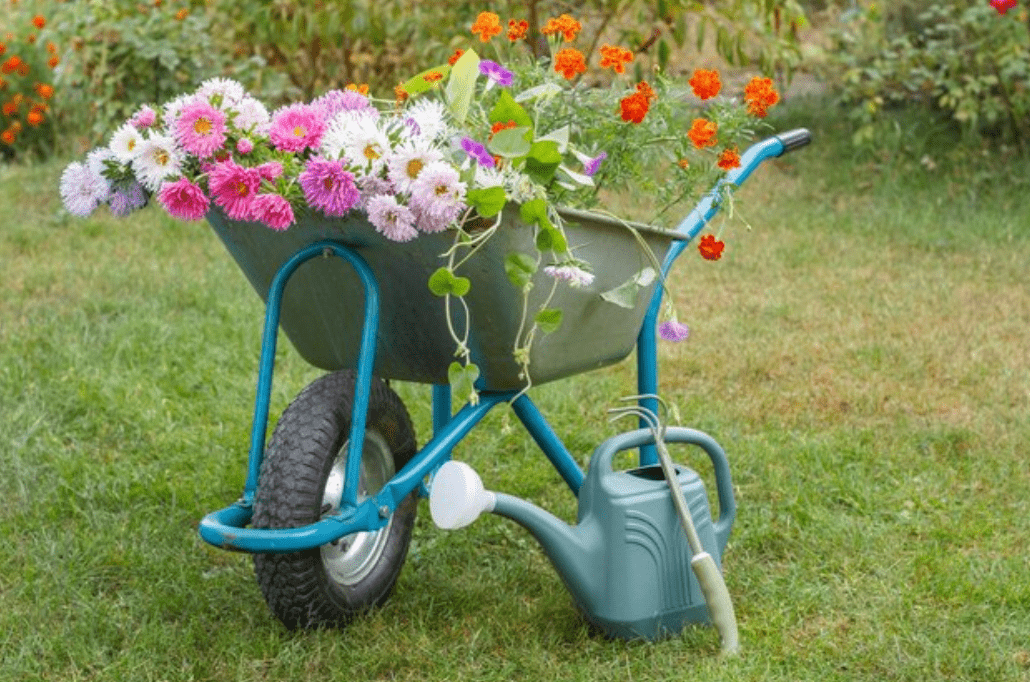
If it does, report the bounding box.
[430,427,736,641]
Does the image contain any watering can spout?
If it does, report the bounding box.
[430,461,601,610]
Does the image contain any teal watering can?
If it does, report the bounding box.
[430,427,736,642]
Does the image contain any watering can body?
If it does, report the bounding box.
[480,427,736,641]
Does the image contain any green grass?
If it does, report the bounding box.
[2,105,1029,681]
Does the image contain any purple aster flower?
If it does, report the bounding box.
[250,193,295,231]
[461,136,494,168]
[174,99,227,157]
[544,263,595,288]
[312,89,376,119]
[366,194,419,242]
[269,102,328,152]
[479,60,514,87]
[158,177,209,221]
[299,157,361,217]
[658,320,690,342]
[109,182,147,217]
[584,151,607,177]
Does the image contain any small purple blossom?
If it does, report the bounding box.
[479,60,514,87]
[367,194,419,242]
[658,320,690,342]
[461,136,494,168]
[109,182,147,217]
[584,151,607,177]
[544,263,595,288]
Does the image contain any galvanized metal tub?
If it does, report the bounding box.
[207,206,680,391]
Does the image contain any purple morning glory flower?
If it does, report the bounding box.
[658,320,690,342]
[461,136,495,168]
[584,151,608,177]
[479,60,514,87]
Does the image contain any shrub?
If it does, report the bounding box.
[0,2,61,160]
[828,0,1030,150]
[50,0,227,148]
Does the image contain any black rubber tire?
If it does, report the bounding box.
[252,370,418,630]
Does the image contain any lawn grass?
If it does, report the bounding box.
[1,102,1028,681]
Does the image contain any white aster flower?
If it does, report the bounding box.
[196,77,247,108]
[321,112,391,172]
[402,98,449,142]
[108,122,145,162]
[386,140,444,195]
[59,161,111,217]
[162,93,195,133]
[132,133,183,191]
[230,95,271,135]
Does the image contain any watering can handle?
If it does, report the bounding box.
[590,427,737,555]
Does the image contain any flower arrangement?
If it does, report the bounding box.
[60,10,778,401]
[1,6,59,158]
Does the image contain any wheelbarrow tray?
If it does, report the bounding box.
[206,206,680,391]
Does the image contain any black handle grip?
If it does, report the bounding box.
[775,128,812,155]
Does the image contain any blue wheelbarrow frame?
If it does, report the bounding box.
[198,129,811,554]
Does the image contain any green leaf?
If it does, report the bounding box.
[445,48,480,124]
[504,252,537,288]
[489,89,533,127]
[535,228,567,254]
[534,308,563,334]
[428,267,470,297]
[600,268,657,309]
[487,127,532,158]
[448,361,480,403]
[524,140,562,185]
[466,186,507,218]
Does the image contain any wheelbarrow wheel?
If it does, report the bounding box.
[251,370,418,630]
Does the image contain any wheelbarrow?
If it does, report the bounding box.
[197,129,812,635]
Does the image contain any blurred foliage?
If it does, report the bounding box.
[826,0,1030,152]
[0,0,60,161]
[49,0,227,151]
[17,0,806,157]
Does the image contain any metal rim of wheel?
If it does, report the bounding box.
[319,428,396,588]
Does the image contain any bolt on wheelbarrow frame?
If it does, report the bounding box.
[198,129,811,554]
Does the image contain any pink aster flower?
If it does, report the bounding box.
[658,320,690,342]
[299,157,360,217]
[158,177,210,221]
[409,161,466,233]
[130,105,157,130]
[366,194,418,242]
[257,161,284,181]
[236,138,254,154]
[250,193,295,231]
[269,102,327,152]
[207,159,262,220]
[174,99,227,157]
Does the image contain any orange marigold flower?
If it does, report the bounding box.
[636,80,657,102]
[541,14,581,42]
[599,44,634,74]
[619,91,650,124]
[698,234,725,261]
[677,159,689,170]
[346,82,370,95]
[47,55,59,68]
[1,129,16,145]
[553,47,586,80]
[46,42,57,54]
[32,15,46,29]
[16,63,28,77]
[0,43,6,57]
[2,56,21,74]
[34,82,53,99]
[175,8,189,20]
[507,19,528,41]
[423,70,443,83]
[26,109,43,126]
[27,34,37,45]
[717,146,741,170]
[470,11,502,42]
[689,68,721,100]
[447,48,465,66]
[2,100,17,116]
[744,76,779,118]
[688,118,718,149]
